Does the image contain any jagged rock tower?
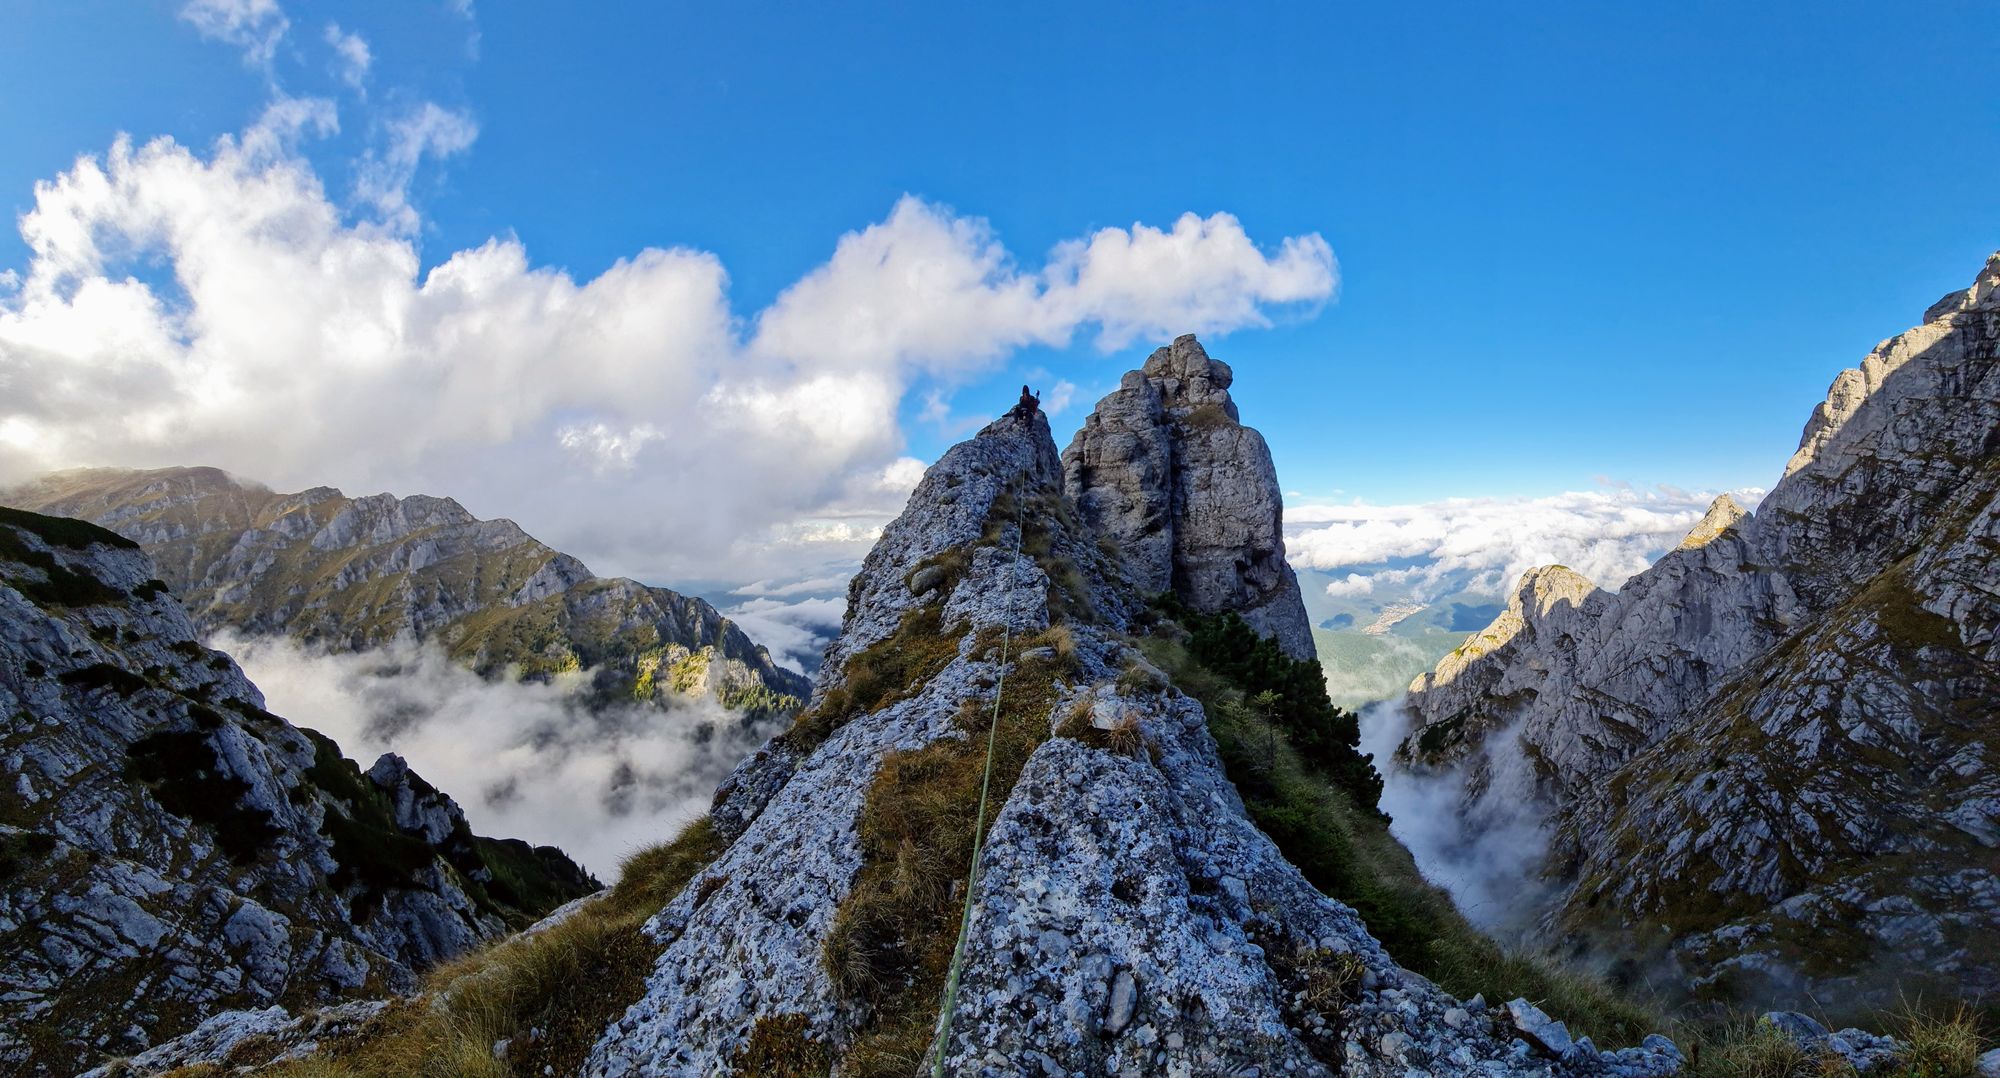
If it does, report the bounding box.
[582,342,1676,1075]
[1063,334,1317,660]
[1403,251,2000,1007]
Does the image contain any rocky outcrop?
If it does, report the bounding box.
[1064,334,1317,660]
[576,363,1679,1075]
[2,466,809,714]
[0,506,596,1074]
[1402,251,2000,1007]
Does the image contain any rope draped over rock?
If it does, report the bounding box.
[929,480,1026,1075]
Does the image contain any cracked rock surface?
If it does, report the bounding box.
[0,510,594,1074]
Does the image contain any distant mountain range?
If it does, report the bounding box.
[3,466,810,715]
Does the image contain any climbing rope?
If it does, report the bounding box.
[929,482,1026,1076]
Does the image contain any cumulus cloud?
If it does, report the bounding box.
[750,201,1334,373]
[323,23,371,91]
[220,632,767,879]
[1041,214,1336,350]
[0,115,1332,586]
[181,0,290,70]
[1288,486,1765,603]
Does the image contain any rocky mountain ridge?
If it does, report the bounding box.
[2,466,810,714]
[0,506,596,1074]
[565,343,1682,1075]
[1402,251,2000,1007]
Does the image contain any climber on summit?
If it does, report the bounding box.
[1012,384,1041,418]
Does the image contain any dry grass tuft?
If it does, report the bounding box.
[1897,1002,1984,1078]
[822,642,1072,1072]
[1053,697,1146,759]
[1684,1019,1850,1078]
[262,816,725,1077]
[726,1014,832,1077]
[778,606,967,755]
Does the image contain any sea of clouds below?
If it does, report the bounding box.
[218,631,772,882]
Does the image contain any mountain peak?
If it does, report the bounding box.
[1065,337,1314,659]
[1138,332,1238,413]
[1675,493,1746,550]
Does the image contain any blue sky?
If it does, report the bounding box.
[2,2,1996,601]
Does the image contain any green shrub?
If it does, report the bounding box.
[132,579,171,601]
[0,830,58,882]
[59,663,150,697]
[0,507,138,550]
[1138,617,1660,1047]
[1157,597,1383,815]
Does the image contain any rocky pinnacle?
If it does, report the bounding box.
[1062,334,1317,660]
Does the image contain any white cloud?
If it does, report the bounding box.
[1323,572,1378,598]
[722,595,847,674]
[323,23,372,91]
[1288,486,1765,603]
[356,103,479,233]
[1043,379,1077,416]
[1041,213,1337,350]
[557,421,664,473]
[220,633,766,879]
[0,118,1331,588]
[181,0,290,70]
[1361,702,1554,937]
[750,198,1336,370]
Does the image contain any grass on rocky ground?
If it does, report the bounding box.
[238,816,725,1078]
[1150,612,2000,1066]
[819,627,1078,1077]
[1137,614,1664,1048]
[1682,1004,1988,1078]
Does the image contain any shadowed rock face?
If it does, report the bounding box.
[0,507,595,1074]
[2,466,809,712]
[1402,251,2000,1008]
[1063,334,1317,661]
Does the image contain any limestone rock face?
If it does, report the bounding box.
[0,509,595,1074]
[2,467,809,712]
[582,384,1677,1076]
[1402,251,2000,1007]
[1064,334,1317,660]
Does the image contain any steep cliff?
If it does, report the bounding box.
[1402,251,2000,1007]
[1064,334,1317,660]
[0,506,595,1074]
[3,467,809,713]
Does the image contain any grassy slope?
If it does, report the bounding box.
[1142,614,1663,1047]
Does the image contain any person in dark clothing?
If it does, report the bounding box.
[1012,384,1041,417]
